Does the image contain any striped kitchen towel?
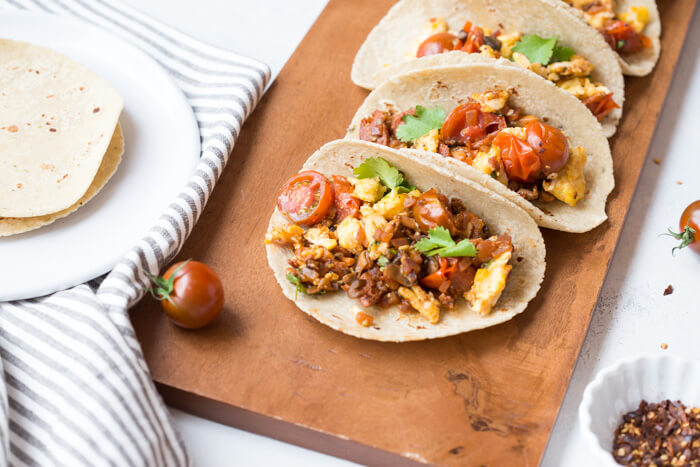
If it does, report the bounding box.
[0,0,270,465]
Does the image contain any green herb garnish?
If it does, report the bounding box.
[414,226,478,257]
[377,256,389,267]
[354,157,415,191]
[287,273,307,298]
[512,34,575,65]
[395,105,446,142]
[617,40,626,50]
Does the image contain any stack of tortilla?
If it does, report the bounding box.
[0,39,124,237]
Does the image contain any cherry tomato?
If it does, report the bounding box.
[277,171,332,225]
[413,189,456,234]
[494,131,542,183]
[667,200,700,255]
[600,21,645,54]
[417,32,461,58]
[421,257,456,289]
[147,260,225,329]
[461,22,485,54]
[526,120,570,175]
[582,93,620,121]
[441,103,506,145]
[331,175,360,222]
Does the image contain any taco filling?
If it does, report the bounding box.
[562,0,652,55]
[414,18,619,120]
[358,89,587,207]
[265,159,514,326]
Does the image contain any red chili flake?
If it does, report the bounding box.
[7,125,18,133]
[49,128,56,133]
[45,94,55,99]
[92,107,100,113]
[16,183,23,189]
[663,285,674,296]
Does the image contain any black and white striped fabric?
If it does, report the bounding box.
[0,0,270,465]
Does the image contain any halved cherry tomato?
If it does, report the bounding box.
[331,175,360,222]
[146,260,224,329]
[666,200,700,255]
[461,22,485,54]
[417,32,461,58]
[413,189,455,233]
[526,120,570,175]
[421,257,457,289]
[277,171,332,225]
[582,93,620,121]
[494,131,542,183]
[441,103,506,145]
[600,21,645,54]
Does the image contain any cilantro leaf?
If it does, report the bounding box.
[377,256,389,267]
[395,105,446,142]
[287,273,306,298]
[551,43,575,62]
[354,157,404,189]
[512,34,558,64]
[436,239,477,258]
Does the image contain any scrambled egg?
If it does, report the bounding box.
[350,176,386,202]
[373,189,409,220]
[619,6,649,33]
[265,224,303,246]
[500,126,527,140]
[496,32,521,59]
[304,226,337,250]
[359,205,388,247]
[478,44,497,59]
[472,145,500,176]
[398,285,441,324]
[471,90,510,113]
[336,217,365,253]
[424,17,448,36]
[511,52,548,79]
[414,128,440,153]
[546,55,595,81]
[556,77,610,100]
[542,146,587,206]
[465,250,512,315]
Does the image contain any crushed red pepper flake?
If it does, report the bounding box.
[661,343,668,350]
[677,181,684,185]
[612,400,700,466]
[664,285,674,296]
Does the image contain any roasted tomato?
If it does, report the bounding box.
[666,200,700,255]
[526,120,570,175]
[331,175,360,222]
[421,257,456,289]
[461,22,485,54]
[441,103,506,145]
[277,171,332,225]
[582,93,620,121]
[417,32,461,58]
[413,189,456,233]
[494,131,542,183]
[600,21,646,54]
[146,260,225,329]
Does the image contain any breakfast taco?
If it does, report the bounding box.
[265,140,545,342]
[561,0,660,76]
[347,63,614,233]
[351,0,625,136]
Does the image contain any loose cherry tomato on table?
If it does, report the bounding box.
[416,32,461,58]
[493,131,542,183]
[413,189,456,234]
[600,21,646,54]
[277,170,332,225]
[331,175,361,222]
[441,103,506,145]
[146,260,224,329]
[665,200,700,255]
[525,120,570,175]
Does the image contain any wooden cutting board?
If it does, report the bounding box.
[130,1,696,464]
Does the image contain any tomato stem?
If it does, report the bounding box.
[662,223,697,256]
[144,260,191,301]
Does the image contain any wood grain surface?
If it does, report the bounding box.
[130,0,697,464]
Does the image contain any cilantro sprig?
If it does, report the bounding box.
[511,34,575,65]
[353,157,415,192]
[287,273,307,298]
[395,105,446,142]
[414,227,478,257]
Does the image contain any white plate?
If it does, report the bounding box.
[0,11,200,301]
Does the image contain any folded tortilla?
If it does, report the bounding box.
[0,39,124,218]
[0,124,124,237]
[346,63,615,233]
[266,140,546,342]
[351,0,625,137]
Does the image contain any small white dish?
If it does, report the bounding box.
[579,354,700,466]
[0,11,201,301]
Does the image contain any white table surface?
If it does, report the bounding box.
[120,1,700,465]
